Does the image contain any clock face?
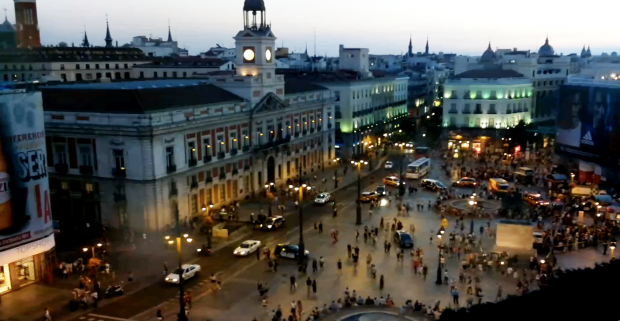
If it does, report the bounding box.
[243,49,255,61]
[265,49,272,62]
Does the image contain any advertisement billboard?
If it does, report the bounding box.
[0,91,54,253]
[556,84,620,169]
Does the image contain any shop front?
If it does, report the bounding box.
[0,234,55,295]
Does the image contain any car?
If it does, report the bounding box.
[255,216,285,230]
[233,240,262,256]
[359,191,379,202]
[314,193,331,205]
[453,177,477,187]
[164,264,201,283]
[383,176,402,187]
[421,179,447,191]
[275,243,309,260]
[393,230,414,248]
[523,193,549,206]
[375,185,387,196]
[384,161,393,169]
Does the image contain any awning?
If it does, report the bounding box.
[571,186,592,196]
[547,174,568,181]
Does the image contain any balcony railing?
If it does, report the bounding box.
[232,168,239,176]
[190,180,198,190]
[473,109,483,114]
[79,165,93,175]
[219,172,226,180]
[204,155,212,163]
[55,163,69,174]
[488,110,497,114]
[188,158,198,167]
[231,148,238,156]
[206,176,213,184]
[254,135,291,152]
[506,110,513,114]
[169,187,178,198]
[167,164,177,173]
[112,167,126,177]
[242,145,250,152]
[448,110,459,114]
[310,128,315,134]
[217,151,225,160]
[294,132,300,138]
[328,123,332,129]
[462,110,471,114]
[303,130,308,136]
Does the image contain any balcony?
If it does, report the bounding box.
[506,110,513,114]
[448,110,459,114]
[219,172,226,180]
[254,135,291,153]
[206,176,213,184]
[112,167,126,177]
[242,145,250,152]
[190,180,198,190]
[188,158,198,167]
[303,130,308,136]
[169,187,178,198]
[217,151,225,160]
[310,128,315,134]
[167,164,177,173]
[473,109,483,114]
[79,165,93,175]
[335,112,342,119]
[294,132,300,138]
[328,123,332,129]
[114,192,126,202]
[244,164,251,171]
[231,148,238,156]
[488,109,497,114]
[232,168,239,176]
[462,110,471,114]
[204,155,212,163]
[54,163,69,174]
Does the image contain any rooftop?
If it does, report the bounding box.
[277,69,396,84]
[42,80,245,114]
[283,79,329,94]
[0,47,148,63]
[134,57,229,68]
[454,69,524,79]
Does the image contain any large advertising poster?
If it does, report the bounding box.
[0,91,54,252]
[556,85,620,169]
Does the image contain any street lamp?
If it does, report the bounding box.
[290,183,311,264]
[611,241,616,258]
[570,173,575,183]
[82,243,103,259]
[435,231,443,285]
[352,160,368,225]
[165,206,194,321]
[333,158,340,188]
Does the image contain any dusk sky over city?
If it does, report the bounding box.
[19,0,618,56]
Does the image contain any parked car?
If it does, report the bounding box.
[452,177,477,187]
[275,243,309,260]
[165,264,201,283]
[421,179,446,191]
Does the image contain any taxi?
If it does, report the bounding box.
[359,191,379,202]
[383,176,401,187]
[523,193,549,206]
[452,177,477,187]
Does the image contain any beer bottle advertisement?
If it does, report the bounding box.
[0,92,53,252]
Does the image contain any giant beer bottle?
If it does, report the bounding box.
[0,140,12,230]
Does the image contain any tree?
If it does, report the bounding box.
[506,120,534,153]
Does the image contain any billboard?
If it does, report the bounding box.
[0,91,54,253]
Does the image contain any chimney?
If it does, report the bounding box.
[116,41,118,47]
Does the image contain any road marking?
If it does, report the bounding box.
[78,318,86,320]
[87,314,135,321]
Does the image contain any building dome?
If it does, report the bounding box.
[480,42,496,63]
[538,37,555,57]
[244,0,265,12]
[0,17,15,33]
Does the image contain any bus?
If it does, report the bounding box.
[414,147,430,160]
[406,158,431,179]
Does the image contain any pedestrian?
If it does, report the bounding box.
[603,242,608,255]
[379,275,384,290]
[444,270,449,285]
[256,247,261,260]
[312,258,318,273]
[91,291,99,308]
[44,308,51,321]
[290,301,296,317]
[290,275,297,291]
[364,231,368,243]
[320,256,324,269]
[312,279,317,294]
[163,262,168,276]
[306,277,312,296]
[347,244,352,258]
[356,230,360,241]
[210,273,217,290]
[366,253,372,266]
[157,309,163,321]
[337,259,342,273]
[273,259,279,272]
[451,288,459,305]
[128,271,133,282]
[387,242,391,253]
[384,240,388,253]
[319,221,323,233]
[496,285,503,302]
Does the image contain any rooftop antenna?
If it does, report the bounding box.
[3,8,6,20]
[314,27,316,58]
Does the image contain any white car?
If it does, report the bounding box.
[384,161,393,169]
[314,193,331,204]
[234,240,262,256]
[164,264,201,284]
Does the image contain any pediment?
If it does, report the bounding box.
[252,92,287,115]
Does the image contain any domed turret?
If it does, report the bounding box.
[480,42,496,63]
[0,16,14,33]
[244,0,265,12]
[538,37,555,57]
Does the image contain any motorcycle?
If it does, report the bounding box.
[197,244,212,256]
[105,284,124,297]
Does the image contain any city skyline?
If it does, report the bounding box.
[6,0,619,56]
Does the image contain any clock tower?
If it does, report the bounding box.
[234,0,278,88]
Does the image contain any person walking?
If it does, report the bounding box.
[290,275,297,291]
[422,265,428,280]
[337,259,342,273]
[312,279,317,295]
[356,230,360,241]
[379,275,384,290]
[157,309,163,321]
[306,277,312,296]
[366,253,372,266]
[312,259,318,273]
[496,285,503,302]
[319,222,323,234]
[347,244,352,258]
[44,308,51,321]
[451,288,460,305]
[273,259,279,272]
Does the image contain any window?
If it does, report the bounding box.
[489,118,495,127]
[139,72,144,78]
[219,184,225,202]
[187,141,196,161]
[124,64,128,69]
[489,104,496,113]
[154,72,158,78]
[105,64,110,69]
[76,64,80,70]
[105,72,111,79]
[230,132,237,148]
[96,73,102,79]
[475,117,481,127]
[79,146,92,166]
[166,146,175,167]
[191,194,198,213]
[95,64,100,69]
[183,72,187,78]
[217,135,225,153]
[60,64,65,70]
[242,129,249,146]
[86,64,90,70]
[61,74,67,82]
[55,145,67,164]
[203,138,211,158]
[163,72,168,78]
[173,71,177,78]
[113,149,125,170]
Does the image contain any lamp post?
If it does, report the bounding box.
[164,206,194,321]
[201,203,214,248]
[469,194,477,234]
[611,240,616,259]
[399,152,405,197]
[333,158,340,189]
[290,183,311,264]
[351,160,368,225]
[570,173,575,183]
[82,243,103,259]
[435,231,443,285]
